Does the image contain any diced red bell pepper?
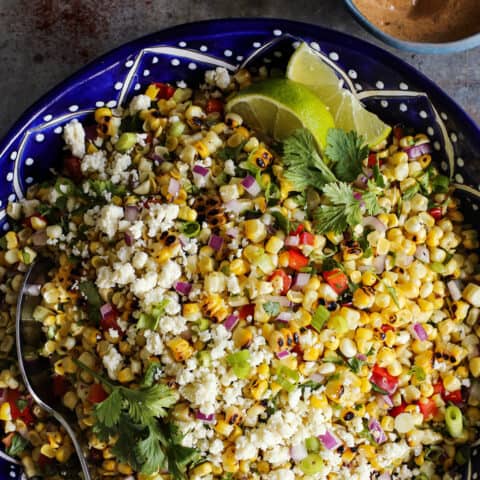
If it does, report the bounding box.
[381,324,395,333]
[367,153,377,167]
[205,98,224,114]
[433,381,445,396]
[1,432,14,449]
[443,389,463,404]
[322,269,349,295]
[100,305,120,333]
[6,390,34,426]
[299,232,315,246]
[154,82,175,100]
[418,397,438,419]
[288,249,309,271]
[291,224,305,235]
[239,304,255,320]
[52,375,69,398]
[88,383,108,404]
[370,364,399,395]
[38,453,53,470]
[428,207,443,220]
[269,269,292,295]
[389,402,407,417]
[63,155,83,181]
[393,125,404,141]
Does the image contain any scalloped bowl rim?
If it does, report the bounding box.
[344,0,480,54]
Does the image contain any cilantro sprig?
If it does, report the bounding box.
[282,128,381,234]
[74,359,198,478]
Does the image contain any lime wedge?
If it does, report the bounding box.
[287,42,391,146]
[226,78,334,150]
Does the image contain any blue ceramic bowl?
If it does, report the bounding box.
[344,0,480,54]
[1,17,480,479]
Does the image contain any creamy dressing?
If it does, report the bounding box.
[353,0,480,43]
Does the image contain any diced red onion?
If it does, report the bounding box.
[413,322,428,341]
[354,173,369,189]
[447,280,462,301]
[225,200,247,214]
[276,312,293,323]
[100,303,122,331]
[373,254,386,274]
[356,354,367,362]
[193,165,209,176]
[318,430,341,450]
[404,142,431,159]
[290,443,308,462]
[292,272,311,290]
[223,314,239,331]
[195,411,215,423]
[178,234,188,247]
[32,230,47,246]
[353,192,363,201]
[285,235,300,247]
[100,303,114,319]
[277,350,290,359]
[377,474,391,480]
[368,419,387,444]
[398,254,414,267]
[168,178,180,197]
[382,395,394,407]
[0,389,7,403]
[415,245,430,263]
[265,295,291,307]
[125,231,135,246]
[309,373,324,383]
[209,234,224,251]
[175,282,192,296]
[241,175,261,196]
[362,216,387,233]
[124,205,139,221]
[226,227,239,238]
[363,167,373,178]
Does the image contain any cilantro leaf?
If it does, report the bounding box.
[79,281,102,322]
[373,164,386,188]
[95,388,122,428]
[282,129,336,191]
[271,210,290,234]
[5,433,29,457]
[313,182,362,234]
[410,365,426,381]
[362,190,382,216]
[325,129,368,182]
[264,301,281,316]
[137,299,169,330]
[142,362,162,387]
[384,283,400,308]
[403,183,420,200]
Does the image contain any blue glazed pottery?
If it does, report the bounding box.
[0,18,479,479]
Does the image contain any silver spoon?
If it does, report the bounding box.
[16,259,91,480]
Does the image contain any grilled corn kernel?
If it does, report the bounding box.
[167,338,194,362]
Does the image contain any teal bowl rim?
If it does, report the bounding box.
[344,0,480,54]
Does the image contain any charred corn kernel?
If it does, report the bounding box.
[229,425,243,442]
[62,356,77,374]
[257,461,270,474]
[381,415,394,432]
[178,206,197,222]
[198,256,214,274]
[102,460,117,472]
[191,462,213,477]
[230,258,249,275]
[215,419,233,437]
[235,126,250,140]
[193,140,209,159]
[95,107,112,123]
[63,391,78,410]
[303,346,321,361]
[232,327,253,348]
[353,287,375,309]
[310,394,328,409]
[56,445,73,463]
[167,338,194,362]
[469,357,480,377]
[183,303,201,318]
[5,231,18,249]
[40,444,57,458]
[244,219,267,243]
[118,463,133,475]
[0,402,11,421]
[117,367,134,383]
[390,151,408,165]
[443,373,461,391]
[203,294,229,322]
[225,112,243,128]
[342,449,356,464]
[358,444,376,460]
[361,271,377,287]
[350,270,362,284]
[265,236,284,254]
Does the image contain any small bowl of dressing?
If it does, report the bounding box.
[344,0,480,53]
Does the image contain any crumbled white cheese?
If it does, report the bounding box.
[129,94,152,115]
[112,262,136,285]
[263,446,290,466]
[102,346,123,380]
[131,271,158,297]
[96,266,115,289]
[81,151,107,174]
[132,251,148,270]
[159,315,187,335]
[63,119,86,158]
[158,260,182,289]
[205,67,231,90]
[144,330,164,355]
[224,159,236,175]
[109,152,132,183]
[146,203,179,237]
[98,204,124,239]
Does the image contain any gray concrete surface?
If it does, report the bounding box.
[0,0,478,140]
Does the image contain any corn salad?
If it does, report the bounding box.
[0,66,479,480]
